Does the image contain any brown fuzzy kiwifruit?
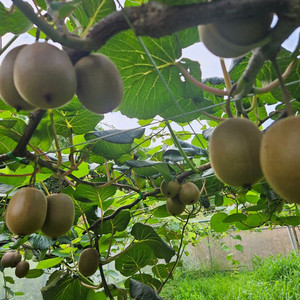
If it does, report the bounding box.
[160,179,180,198]
[15,261,29,278]
[5,187,47,235]
[166,195,186,216]
[178,182,200,205]
[1,251,21,268]
[13,43,76,109]
[209,118,263,187]
[75,54,124,114]
[260,116,300,204]
[78,248,99,277]
[41,193,75,238]
[198,14,272,58]
[0,45,35,111]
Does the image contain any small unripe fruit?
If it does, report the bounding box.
[5,187,47,235]
[209,118,263,187]
[160,179,180,198]
[78,248,99,277]
[14,43,77,109]
[75,54,124,114]
[0,45,35,111]
[260,117,300,204]
[178,182,200,205]
[15,261,29,278]
[166,195,186,216]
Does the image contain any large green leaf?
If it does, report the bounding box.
[41,271,90,300]
[73,184,117,208]
[0,3,32,35]
[115,243,155,276]
[101,210,131,234]
[53,101,103,137]
[100,31,203,120]
[131,223,175,262]
[85,128,145,159]
[70,0,116,34]
[210,212,230,233]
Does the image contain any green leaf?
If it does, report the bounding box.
[73,184,116,208]
[100,31,203,120]
[279,216,300,226]
[36,257,63,269]
[223,213,247,223]
[85,128,145,159]
[131,223,175,262]
[101,210,131,234]
[215,193,223,206]
[26,269,44,279]
[54,104,103,137]
[70,0,116,34]
[86,290,107,300]
[153,204,170,218]
[126,160,172,180]
[210,212,230,233]
[0,3,32,35]
[41,271,90,300]
[234,244,244,252]
[28,234,55,250]
[152,262,175,279]
[115,243,155,276]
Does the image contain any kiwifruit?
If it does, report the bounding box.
[0,45,35,111]
[198,14,272,58]
[41,193,75,238]
[178,182,200,205]
[166,195,186,216]
[15,261,29,278]
[5,187,47,235]
[12,252,22,268]
[74,54,124,114]
[209,118,263,187]
[78,248,99,277]
[1,251,21,268]
[160,179,180,198]
[13,43,77,109]
[260,116,300,204]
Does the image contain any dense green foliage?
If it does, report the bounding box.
[161,252,300,300]
[0,0,299,299]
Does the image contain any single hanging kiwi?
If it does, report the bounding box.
[178,182,200,205]
[160,179,180,198]
[0,45,35,111]
[78,248,99,277]
[5,187,47,235]
[1,251,21,268]
[15,261,30,278]
[260,116,300,204]
[198,14,273,58]
[209,118,263,187]
[41,193,75,238]
[166,195,186,216]
[13,43,77,109]
[75,54,124,114]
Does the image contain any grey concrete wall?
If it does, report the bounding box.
[183,226,299,270]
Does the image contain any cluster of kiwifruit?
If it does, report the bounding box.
[160,179,200,216]
[198,1,273,58]
[5,187,75,238]
[0,251,30,278]
[0,42,123,114]
[209,116,300,204]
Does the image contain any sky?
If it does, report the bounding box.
[1,0,299,133]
